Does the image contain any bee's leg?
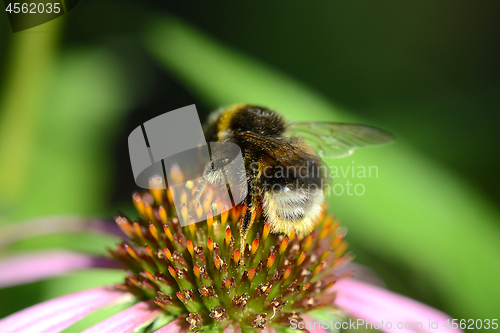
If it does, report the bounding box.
[240,205,255,250]
[239,177,259,263]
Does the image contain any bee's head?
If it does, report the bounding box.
[231,105,285,136]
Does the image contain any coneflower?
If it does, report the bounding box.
[109,177,351,332]
[0,173,462,333]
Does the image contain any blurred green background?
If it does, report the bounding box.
[1,0,499,329]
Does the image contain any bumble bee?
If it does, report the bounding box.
[195,103,393,252]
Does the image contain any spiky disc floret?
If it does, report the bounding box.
[109,183,353,332]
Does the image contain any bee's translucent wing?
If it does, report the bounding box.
[287,122,394,158]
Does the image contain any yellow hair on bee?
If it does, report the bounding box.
[262,188,324,235]
[205,103,251,141]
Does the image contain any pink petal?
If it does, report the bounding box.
[0,216,124,248]
[0,250,121,288]
[82,300,162,333]
[332,278,463,333]
[336,262,386,287]
[154,318,190,333]
[0,287,129,333]
[301,315,330,333]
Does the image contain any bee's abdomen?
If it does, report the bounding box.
[263,186,324,235]
[276,207,306,222]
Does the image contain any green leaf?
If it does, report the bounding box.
[0,269,125,318]
[5,231,119,255]
[0,44,134,223]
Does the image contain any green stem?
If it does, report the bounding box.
[0,17,64,221]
